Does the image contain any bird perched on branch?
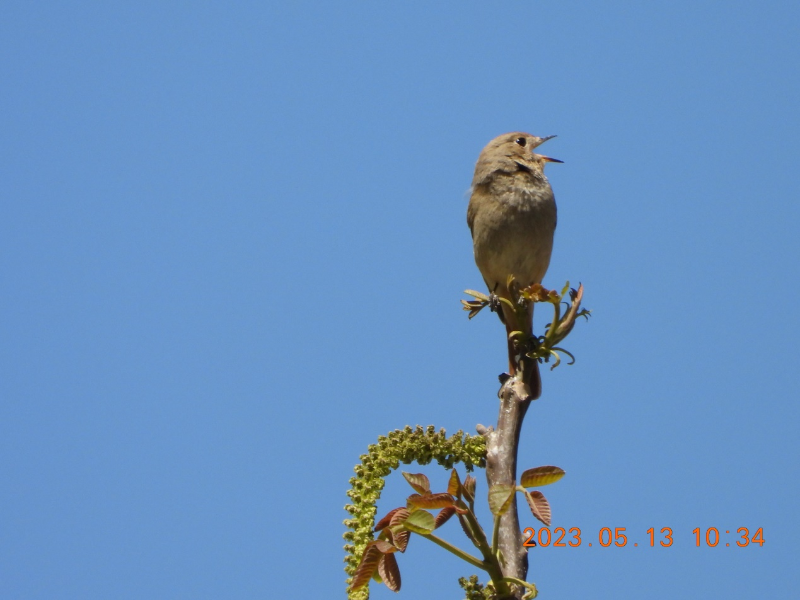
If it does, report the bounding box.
[467,132,562,400]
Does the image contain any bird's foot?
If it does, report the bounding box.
[489,292,502,314]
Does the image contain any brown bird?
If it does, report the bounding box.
[467,132,561,399]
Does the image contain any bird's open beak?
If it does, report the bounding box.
[531,134,556,149]
[540,155,563,164]
[531,135,562,162]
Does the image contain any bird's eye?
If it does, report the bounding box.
[515,137,527,147]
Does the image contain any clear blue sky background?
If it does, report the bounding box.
[1,2,797,599]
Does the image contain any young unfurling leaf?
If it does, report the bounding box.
[448,469,461,497]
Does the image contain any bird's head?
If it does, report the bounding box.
[473,132,562,186]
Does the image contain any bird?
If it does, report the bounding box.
[467,132,561,400]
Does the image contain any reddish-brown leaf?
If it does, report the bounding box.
[379,524,405,553]
[373,539,397,554]
[524,490,552,526]
[378,527,392,543]
[402,472,431,495]
[463,475,476,500]
[406,493,422,508]
[457,513,479,547]
[389,509,411,552]
[375,507,403,532]
[349,543,382,591]
[407,492,456,510]
[448,469,461,497]
[525,283,551,302]
[389,508,410,528]
[434,506,457,529]
[555,283,585,339]
[520,466,566,488]
[378,552,401,592]
[391,528,409,552]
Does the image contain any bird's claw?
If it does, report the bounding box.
[489,293,502,313]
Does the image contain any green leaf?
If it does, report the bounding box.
[464,289,490,301]
[400,509,435,534]
[520,466,566,488]
[401,472,431,495]
[507,330,526,341]
[550,347,575,367]
[488,484,515,516]
[499,297,516,310]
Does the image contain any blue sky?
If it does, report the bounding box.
[1,2,798,598]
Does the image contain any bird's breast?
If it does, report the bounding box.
[468,173,557,291]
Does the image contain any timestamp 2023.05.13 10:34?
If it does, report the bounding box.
[521,526,765,548]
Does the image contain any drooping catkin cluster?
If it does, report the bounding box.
[343,425,486,600]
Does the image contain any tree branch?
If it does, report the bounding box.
[484,376,531,598]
